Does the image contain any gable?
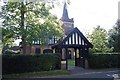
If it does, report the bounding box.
[52,27,93,48]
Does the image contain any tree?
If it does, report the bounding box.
[87,26,112,53]
[108,20,120,52]
[1,2,63,54]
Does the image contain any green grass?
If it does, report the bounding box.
[68,59,75,66]
[3,70,71,78]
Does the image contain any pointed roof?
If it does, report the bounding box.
[61,2,69,21]
[52,27,93,48]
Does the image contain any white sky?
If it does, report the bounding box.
[51,0,119,34]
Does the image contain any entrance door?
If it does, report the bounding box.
[78,48,89,68]
[74,48,87,68]
[35,48,41,54]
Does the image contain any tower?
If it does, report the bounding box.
[61,2,74,35]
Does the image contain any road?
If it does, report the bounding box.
[49,70,120,78]
[2,67,120,80]
[42,67,120,80]
[2,71,120,80]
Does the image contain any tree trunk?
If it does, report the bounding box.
[21,2,26,54]
[22,36,26,54]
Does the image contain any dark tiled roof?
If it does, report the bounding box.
[52,27,93,48]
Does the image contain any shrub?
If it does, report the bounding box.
[2,53,61,75]
[88,53,120,68]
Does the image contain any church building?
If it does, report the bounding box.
[61,2,74,35]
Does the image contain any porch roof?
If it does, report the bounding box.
[52,27,93,48]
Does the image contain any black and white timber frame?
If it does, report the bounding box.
[52,27,93,69]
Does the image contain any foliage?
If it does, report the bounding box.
[87,26,112,53]
[2,53,61,75]
[1,2,64,53]
[108,19,120,52]
[88,53,120,68]
[2,28,14,45]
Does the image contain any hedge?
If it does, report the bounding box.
[88,54,120,68]
[2,53,61,75]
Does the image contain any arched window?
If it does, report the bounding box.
[43,49,53,54]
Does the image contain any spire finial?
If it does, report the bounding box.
[61,1,69,21]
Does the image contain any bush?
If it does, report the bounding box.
[2,53,61,75]
[88,54,120,68]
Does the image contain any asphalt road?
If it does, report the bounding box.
[2,69,120,80]
[54,70,120,78]
[42,70,120,80]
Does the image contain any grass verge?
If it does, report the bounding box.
[3,70,71,78]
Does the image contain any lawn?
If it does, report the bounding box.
[68,59,75,66]
[3,70,71,78]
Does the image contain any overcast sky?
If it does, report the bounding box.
[51,0,119,34]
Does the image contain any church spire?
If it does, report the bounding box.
[61,2,69,21]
